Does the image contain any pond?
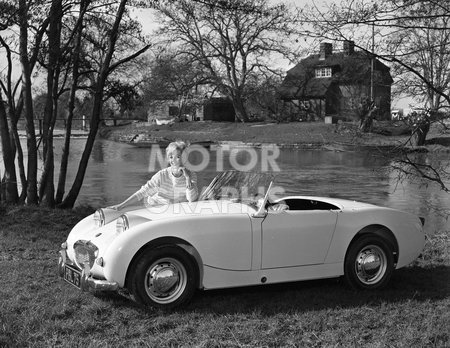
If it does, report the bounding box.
[3,138,450,234]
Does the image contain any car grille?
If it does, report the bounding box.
[73,240,98,269]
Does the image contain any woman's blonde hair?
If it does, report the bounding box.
[165,140,187,161]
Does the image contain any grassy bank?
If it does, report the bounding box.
[99,120,450,150]
[1,205,449,347]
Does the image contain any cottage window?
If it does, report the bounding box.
[315,67,332,78]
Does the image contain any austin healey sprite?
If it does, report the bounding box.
[58,171,425,308]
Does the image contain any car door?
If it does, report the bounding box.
[261,210,338,269]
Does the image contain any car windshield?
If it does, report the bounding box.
[199,171,274,209]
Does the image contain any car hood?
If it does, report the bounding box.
[67,200,256,246]
[125,200,257,220]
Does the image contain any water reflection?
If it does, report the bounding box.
[386,151,450,232]
[2,138,449,234]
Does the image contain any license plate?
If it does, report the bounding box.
[64,265,82,289]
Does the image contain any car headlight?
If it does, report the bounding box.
[116,214,129,234]
[93,209,106,227]
[73,240,99,269]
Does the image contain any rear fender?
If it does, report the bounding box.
[326,209,424,268]
[346,225,399,265]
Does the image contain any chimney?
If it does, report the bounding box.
[343,40,355,55]
[319,42,332,60]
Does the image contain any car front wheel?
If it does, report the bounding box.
[129,246,198,308]
[344,235,394,290]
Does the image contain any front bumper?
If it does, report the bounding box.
[58,248,119,292]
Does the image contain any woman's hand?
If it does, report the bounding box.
[107,204,123,211]
[180,167,193,189]
[180,167,191,179]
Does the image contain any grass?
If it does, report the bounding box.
[0,205,449,347]
[100,120,450,150]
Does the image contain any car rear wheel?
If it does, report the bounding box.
[129,246,198,308]
[344,235,394,290]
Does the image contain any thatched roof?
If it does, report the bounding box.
[280,76,334,98]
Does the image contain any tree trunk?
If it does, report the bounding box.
[19,0,38,205]
[39,0,63,207]
[413,121,430,146]
[7,94,28,203]
[359,101,377,133]
[0,93,19,203]
[55,104,73,205]
[60,0,128,208]
[10,121,27,203]
[56,0,90,205]
[39,0,61,205]
[39,134,55,207]
[231,93,249,122]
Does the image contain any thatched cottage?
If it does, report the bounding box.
[278,40,393,121]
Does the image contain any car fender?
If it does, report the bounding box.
[102,213,253,287]
[325,208,424,268]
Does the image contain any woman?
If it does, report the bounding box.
[110,141,198,210]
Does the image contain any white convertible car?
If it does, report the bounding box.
[58,171,425,308]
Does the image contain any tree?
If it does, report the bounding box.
[154,0,300,122]
[60,0,151,208]
[358,98,377,133]
[244,73,285,121]
[0,1,49,203]
[54,0,87,205]
[141,51,211,120]
[300,0,450,144]
[389,3,450,109]
[18,0,39,205]
[386,1,450,145]
[300,0,450,190]
[38,0,63,206]
[106,81,141,118]
[0,94,18,203]
[0,0,151,207]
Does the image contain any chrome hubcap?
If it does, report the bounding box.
[355,245,387,285]
[145,258,187,304]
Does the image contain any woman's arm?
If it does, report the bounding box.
[109,172,161,210]
[182,169,198,202]
[109,192,142,211]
